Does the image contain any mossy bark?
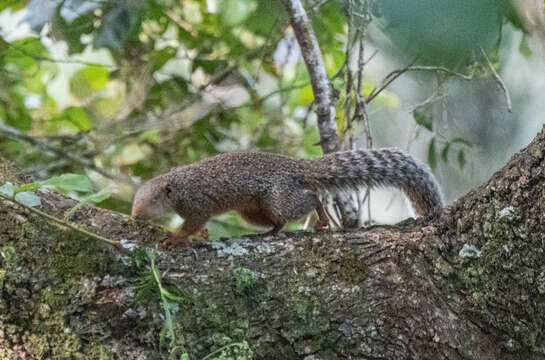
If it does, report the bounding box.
[2,127,545,359]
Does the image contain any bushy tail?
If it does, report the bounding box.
[299,148,444,217]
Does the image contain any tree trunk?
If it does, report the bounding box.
[1,127,545,359]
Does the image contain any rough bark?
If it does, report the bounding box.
[1,126,545,359]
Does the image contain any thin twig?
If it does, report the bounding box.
[480,48,512,113]
[366,60,417,103]
[354,32,373,223]
[408,92,447,113]
[2,42,116,69]
[0,123,117,181]
[406,66,474,80]
[344,0,356,142]
[363,49,379,67]
[366,64,473,104]
[28,55,116,69]
[99,48,262,138]
[323,197,342,229]
[0,192,123,250]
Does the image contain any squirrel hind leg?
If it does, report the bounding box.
[238,209,285,236]
[238,209,281,227]
[262,187,323,227]
[314,198,329,229]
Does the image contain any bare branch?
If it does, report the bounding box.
[0,123,118,182]
[0,192,122,250]
[344,0,356,140]
[367,64,474,104]
[354,35,373,222]
[4,41,116,68]
[480,48,512,113]
[407,66,474,80]
[28,55,116,69]
[280,0,365,228]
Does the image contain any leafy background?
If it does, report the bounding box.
[0,0,544,238]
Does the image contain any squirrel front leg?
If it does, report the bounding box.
[161,215,210,249]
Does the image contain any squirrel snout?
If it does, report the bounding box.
[131,205,144,219]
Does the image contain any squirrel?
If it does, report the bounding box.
[131,149,443,248]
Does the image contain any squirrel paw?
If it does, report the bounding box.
[160,232,189,250]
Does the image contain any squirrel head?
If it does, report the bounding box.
[131,175,171,220]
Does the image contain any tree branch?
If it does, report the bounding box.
[0,123,118,182]
[3,126,545,357]
[0,192,122,250]
[366,64,474,103]
[480,48,512,113]
[279,0,340,153]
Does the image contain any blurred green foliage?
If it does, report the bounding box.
[0,0,533,236]
[375,0,518,65]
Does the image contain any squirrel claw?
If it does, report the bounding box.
[159,228,209,250]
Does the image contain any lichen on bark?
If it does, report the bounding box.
[1,126,545,359]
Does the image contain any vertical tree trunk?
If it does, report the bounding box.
[280,0,360,228]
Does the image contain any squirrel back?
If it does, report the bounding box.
[132,149,443,247]
[299,148,443,217]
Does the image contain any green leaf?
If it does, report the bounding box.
[427,138,437,170]
[458,150,466,169]
[5,38,48,73]
[138,130,161,143]
[82,66,109,91]
[65,187,113,220]
[192,59,228,75]
[519,35,532,58]
[0,0,26,11]
[443,137,472,164]
[244,1,281,36]
[441,142,450,162]
[413,109,433,131]
[147,78,189,108]
[160,288,184,302]
[218,0,257,26]
[14,182,41,195]
[56,12,93,54]
[64,106,91,130]
[152,47,177,71]
[42,174,93,193]
[70,66,109,98]
[1,91,33,131]
[451,137,473,147]
[0,183,14,197]
[14,192,41,207]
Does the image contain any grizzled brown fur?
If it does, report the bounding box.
[132,150,443,247]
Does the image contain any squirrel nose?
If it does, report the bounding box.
[131,207,141,219]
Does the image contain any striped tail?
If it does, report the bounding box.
[299,148,443,216]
